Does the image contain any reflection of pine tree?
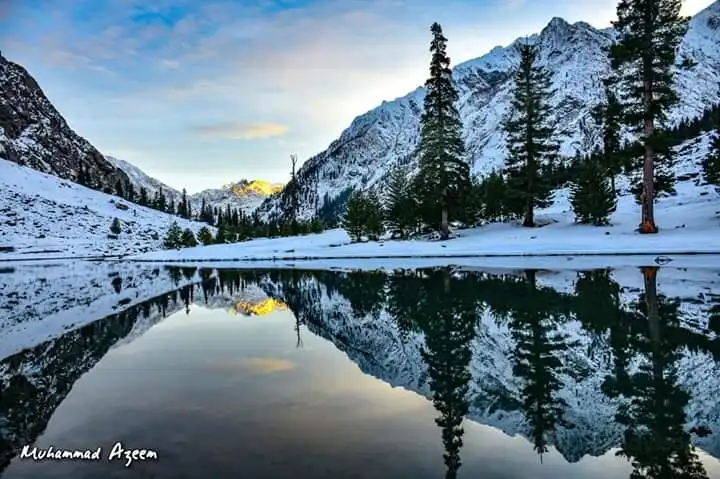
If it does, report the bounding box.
[574,270,633,393]
[387,270,425,339]
[166,266,182,286]
[412,269,477,478]
[336,271,387,318]
[508,270,570,457]
[602,267,709,479]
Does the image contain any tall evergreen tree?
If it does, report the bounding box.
[480,171,506,222]
[139,187,148,207]
[383,166,417,239]
[702,126,720,189]
[570,151,617,226]
[609,0,690,233]
[180,189,189,218]
[342,191,367,242]
[126,183,135,203]
[503,42,559,227]
[591,80,624,192]
[415,22,472,240]
[364,190,384,241]
[114,179,125,199]
[157,188,167,212]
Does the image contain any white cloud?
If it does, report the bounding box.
[195,122,288,140]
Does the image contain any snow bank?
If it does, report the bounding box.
[132,179,720,264]
[0,159,214,260]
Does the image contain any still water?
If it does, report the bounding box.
[1,263,720,478]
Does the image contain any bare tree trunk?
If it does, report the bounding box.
[640,61,658,234]
[524,152,535,227]
[642,267,661,344]
[440,187,450,242]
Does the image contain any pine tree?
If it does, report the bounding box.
[503,42,559,227]
[114,180,125,199]
[364,190,384,241]
[139,187,148,207]
[157,188,167,212]
[215,225,227,244]
[570,151,617,226]
[481,171,506,222]
[702,127,720,188]
[383,166,416,239]
[591,80,624,192]
[197,226,214,245]
[342,192,366,242]
[610,0,690,233]
[415,22,472,240]
[127,183,135,203]
[109,217,122,235]
[180,228,198,247]
[163,221,182,249]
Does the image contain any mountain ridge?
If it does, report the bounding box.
[257,1,720,222]
[0,51,131,194]
[105,155,283,215]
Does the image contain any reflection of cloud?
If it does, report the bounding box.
[205,357,297,374]
[195,122,287,140]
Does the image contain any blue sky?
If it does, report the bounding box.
[0,0,713,192]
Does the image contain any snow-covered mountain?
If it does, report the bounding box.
[258,1,720,221]
[0,158,214,260]
[0,51,130,194]
[105,155,282,214]
[190,179,284,214]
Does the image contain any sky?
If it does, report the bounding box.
[0,0,715,193]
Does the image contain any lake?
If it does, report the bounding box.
[1,262,720,478]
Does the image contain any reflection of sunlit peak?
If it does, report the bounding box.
[229,298,288,316]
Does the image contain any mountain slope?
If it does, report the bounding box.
[0,159,214,260]
[258,2,720,221]
[0,51,130,193]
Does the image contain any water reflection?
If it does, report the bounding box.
[1,264,719,478]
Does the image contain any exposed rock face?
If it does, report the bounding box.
[0,51,129,193]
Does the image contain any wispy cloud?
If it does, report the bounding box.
[195,122,288,140]
[4,0,711,191]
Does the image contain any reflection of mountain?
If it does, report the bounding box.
[0,267,283,474]
[1,266,719,477]
[255,268,720,466]
[0,289,189,472]
[229,298,288,316]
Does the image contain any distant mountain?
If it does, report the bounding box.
[191,179,284,214]
[105,155,183,204]
[257,1,720,222]
[106,155,283,214]
[0,51,130,194]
